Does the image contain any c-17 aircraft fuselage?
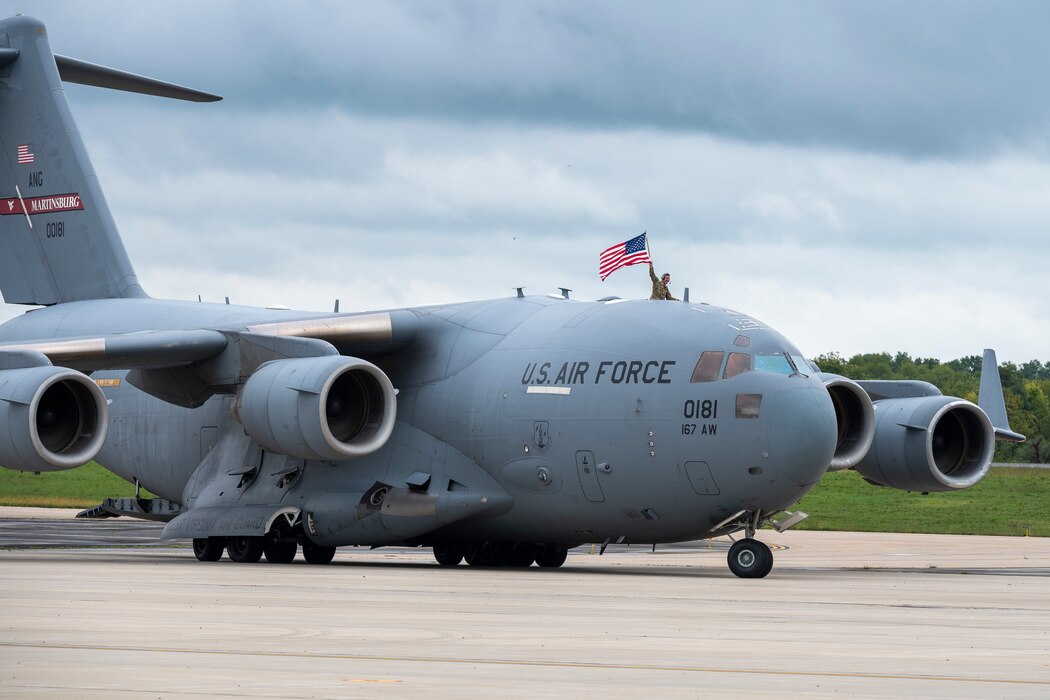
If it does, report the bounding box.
[0,16,1022,577]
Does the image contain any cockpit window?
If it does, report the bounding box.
[789,354,812,376]
[724,352,751,379]
[734,335,751,347]
[754,352,794,375]
[736,393,762,419]
[690,351,725,383]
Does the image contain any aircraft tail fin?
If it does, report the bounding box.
[0,15,219,306]
[978,348,1026,443]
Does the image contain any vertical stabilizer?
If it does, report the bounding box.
[0,15,146,305]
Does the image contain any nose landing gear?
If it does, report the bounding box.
[727,538,773,578]
[713,509,787,578]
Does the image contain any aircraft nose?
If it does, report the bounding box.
[764,385,838,486]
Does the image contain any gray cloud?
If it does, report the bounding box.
[13,0,1050,158]
[3,2,1049,364]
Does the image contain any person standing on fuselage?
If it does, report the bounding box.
[649,263,677,301]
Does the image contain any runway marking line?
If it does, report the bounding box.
[2,641,1047,687]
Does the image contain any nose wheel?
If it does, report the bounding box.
[727,538,773,578]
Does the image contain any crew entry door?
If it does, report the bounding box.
[575,450,605,502]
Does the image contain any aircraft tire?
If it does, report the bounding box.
[302,541,336,565]
[433,543,464,566]
[506,545,536,567]
[226,536,264,563]
[264,540,297,564]
[465,542,504,567]
[193,537,225,562]
[727,538,773,578]
[534,545,568,568]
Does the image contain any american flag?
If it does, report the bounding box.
[599,232,650,281]
[17,144,34,165]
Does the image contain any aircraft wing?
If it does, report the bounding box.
[0,329,229,372]
[0,310,422,374]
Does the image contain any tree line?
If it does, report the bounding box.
[812,352,1050,463]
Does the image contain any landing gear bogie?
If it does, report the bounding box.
[437,542,567,569]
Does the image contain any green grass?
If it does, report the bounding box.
[792,468,1050,537]
[2,463,1047,537]
[0,462,145,508]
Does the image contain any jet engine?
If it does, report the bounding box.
[855,396,994,492]
[820,374,875,470]
[0,366,109,472]
[233,355,396,461]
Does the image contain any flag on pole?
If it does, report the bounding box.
[599,232,651,280]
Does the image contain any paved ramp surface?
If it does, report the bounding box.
[0,516,167,547]
[1,510,1048,698]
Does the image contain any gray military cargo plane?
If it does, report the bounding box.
[0,16,1024,577]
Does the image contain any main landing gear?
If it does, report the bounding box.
[190,534,336,565]
[433,542,569,568]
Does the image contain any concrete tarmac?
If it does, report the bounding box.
[1,509,1048,698]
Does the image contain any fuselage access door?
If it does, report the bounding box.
[575,450,605,502]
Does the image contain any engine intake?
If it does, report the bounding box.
[234,355,396,461]
[820,374,875,470]
[856,396,994,492]
[0,366,109,472]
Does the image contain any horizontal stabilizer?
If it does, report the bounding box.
[978,348,1026,443]
[55,54,222,102]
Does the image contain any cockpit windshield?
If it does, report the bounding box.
[694,347,812,382]
[753,352,794,376]
[789,354,813,376]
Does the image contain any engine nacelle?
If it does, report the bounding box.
[819,374,875,470]
[233,355,396,461]
[856,396,994,492]
[0,366,109,472]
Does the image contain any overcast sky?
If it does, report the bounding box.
[3,1,1049,363]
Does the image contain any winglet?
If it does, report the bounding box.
[978,349,1026,443]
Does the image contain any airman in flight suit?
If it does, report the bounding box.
[649,263,677,301]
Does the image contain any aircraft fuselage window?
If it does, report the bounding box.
[736,393,762,419]
[754,352,794,375]
[690,351,725,383]
[724,352,751,379]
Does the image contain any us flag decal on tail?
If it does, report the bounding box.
[16,144,34,164]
